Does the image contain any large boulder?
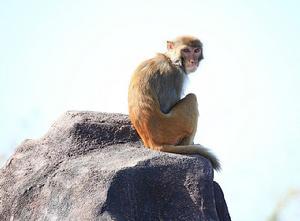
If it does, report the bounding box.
[0,111,231,221]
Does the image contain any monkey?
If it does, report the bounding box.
[128,36,220,171]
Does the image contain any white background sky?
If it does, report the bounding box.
[1,1,300,220]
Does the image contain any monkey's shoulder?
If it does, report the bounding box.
[136,53,177,75]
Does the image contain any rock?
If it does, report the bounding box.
[0,111,231,221]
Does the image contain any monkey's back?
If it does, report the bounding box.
[128,53,184,116]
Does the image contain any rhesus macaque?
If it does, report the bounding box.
[128,36,220,170]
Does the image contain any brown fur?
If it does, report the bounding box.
[128,36,220,170]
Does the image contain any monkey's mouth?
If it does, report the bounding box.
[185,63,199,73]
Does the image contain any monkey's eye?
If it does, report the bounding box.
[182,48,191,53]
[194,48,201,53]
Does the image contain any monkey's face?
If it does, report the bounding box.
[181,46,202,74]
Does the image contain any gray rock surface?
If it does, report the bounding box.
[0,111,231,221]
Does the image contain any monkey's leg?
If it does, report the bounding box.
[132,94,220,170]
[179,123,197,145]
[143,93,199,147]
[170,93,199,145]
[145,94,220,170]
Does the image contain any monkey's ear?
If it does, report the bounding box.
[167,41,174,50]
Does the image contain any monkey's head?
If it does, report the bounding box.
[167,36,203,74]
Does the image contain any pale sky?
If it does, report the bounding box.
[1,1,300,220]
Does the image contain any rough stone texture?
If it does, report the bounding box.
[0,111,231,221]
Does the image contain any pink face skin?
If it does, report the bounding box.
[181,46,202,74]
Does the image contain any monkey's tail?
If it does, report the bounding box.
[159,144,221,171]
